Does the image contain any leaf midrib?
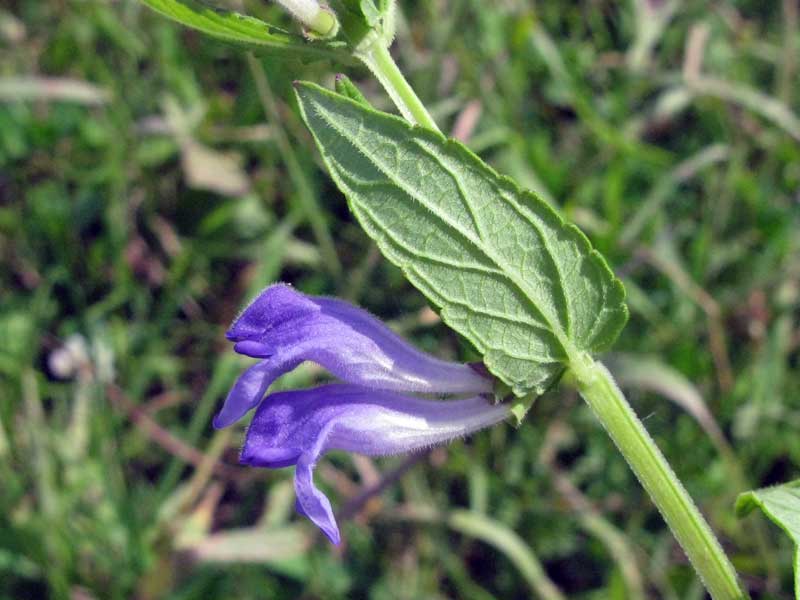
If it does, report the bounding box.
[346,182,561,346]
[410,137,573,342]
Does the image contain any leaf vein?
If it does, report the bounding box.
[311,103,570,352]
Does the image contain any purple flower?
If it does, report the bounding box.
[241,384,509,544]
[216,284,508,544]
[214,284,491,428]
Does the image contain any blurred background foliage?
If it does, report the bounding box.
[1,0,799,598]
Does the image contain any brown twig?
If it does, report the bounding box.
[683,23,709,83]
[106,384,241,480]
[142,391,186,415]
[338,451,429,521]
[451,100,482,143]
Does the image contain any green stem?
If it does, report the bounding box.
[357,41,441,134]
[571,357,747,600]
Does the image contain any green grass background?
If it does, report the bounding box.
[1,0,799,598]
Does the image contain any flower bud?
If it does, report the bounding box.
[274,0,339,38]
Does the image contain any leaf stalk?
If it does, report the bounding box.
[356,41,441,134]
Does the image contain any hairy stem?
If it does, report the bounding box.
[571,357,748,600]
[357,41,441,134]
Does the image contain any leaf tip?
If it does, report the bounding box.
[292,80,314,108]
[292,80,324,104]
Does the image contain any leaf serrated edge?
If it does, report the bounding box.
[294,81,628,391]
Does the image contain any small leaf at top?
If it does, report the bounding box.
[140,0,349,61]
[334,74,371,107]
[736,480,800,597]
[294,82,627,396]
[358,0,382,26]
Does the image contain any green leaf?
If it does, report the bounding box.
[139,0,349,61]
[294,82,627,396]
[358,0,381,26]
[736,480,800,597]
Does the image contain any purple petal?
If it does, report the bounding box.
[212,358,303,429]
[229,285,491,394]
[295,451,340,544]
[216,284,492,427]
[240,384,509,543]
